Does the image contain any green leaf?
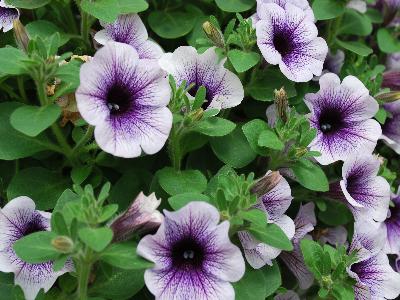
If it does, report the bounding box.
[377,28,400,54]
[263,263,282,297]
[78,227,113,252]
[366,8,383,24]
[300,239,324,279]
[100,242,153,270]
[8,167,70,210]
[81,0,119,22]
[215,0,255,12]
[51,212,69,236]
[240,209,267,227]
[247,68,296,101]
[54,189,80,213]
[71,165,92,185]
[312,0,345,20]
[192,117,236,137]
[158,167,207,195]
[375,107,387,124]
[53,255,69,272]
[210,126,257,168]
[242,119,269,155]
[108,169,143,211]
[26,20,70,46]
[117,0,148,13]
[13,231,58,263]
[192,86,207,110]
[249,223,293,251]
[54,60,82,96]
[10,104,61,137]
[5,0,50,8]
[0,102,53,160]
[148,10,196,39]
[0,47,28,75]
[318,201,353,226]
[258,129,284,150]
[228,50,260,73]
[338,9,372,37]
[291,159,329,192]
[336,39,373,56]
[168,192,210,210]
[98,204,119,223]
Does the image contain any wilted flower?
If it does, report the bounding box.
[110,192,163,242]
[280,203,316,289]
[383,190,400,255]
[76,42,172,158]
[94,14,163,60]
[0,0,19,32]
[305,73,381,165]
[347,220,400,300]
[0,197,73,300]
[12,19,29,52]
[137,202,245,300]
[329,154,390,223]
[256,3,327,82]
[318,226,348,246]
[239,171,295,269]
[159,46,244,109]
[252,0,315,24]
[381,100,400,154]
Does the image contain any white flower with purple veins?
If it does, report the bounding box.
[347,221,400,300]
[305,73,381,165]
[239,171,295,269]
[76,41,172,158]
[383,190,400,255]
[386,52,400,70]
[94,13,163,60]
[256,3,328,82]
[0,0,19,32]
[330,154,390,223]
[251,0,314,25]
[0,197,73,300]
[159,46,244,110]
[381,100,400,154]
[280,203,316,290]
[137,202,245,300]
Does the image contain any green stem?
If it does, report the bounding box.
[17,77,28,103]
[80,10,90,49]
[72,126,94,156]
[168,125,184,170]
[76,251,93,300]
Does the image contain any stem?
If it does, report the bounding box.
[17,77,28,103]
[76,251,93,300]
[168,125,184,170]
[72,126,94,156]
[80,10,90,49]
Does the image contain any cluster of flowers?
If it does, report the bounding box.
[0,0,400,299]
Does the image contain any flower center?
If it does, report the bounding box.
[273,31,293,58]
[23,214,47,236]
[318,108,344,134]
[106,83,133,115]
[171,237,205,269]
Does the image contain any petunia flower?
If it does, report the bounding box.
[94,13,163,60]
[238,171,295,269]
[280,203,316,290]
[347,0,367,13]
[386,53,400,71]
[76,41,172,158]
[318,226,348,246]
[382,70,400,91]
[383,189,400,255]
[256,3,327,82]
[347,220,400,300]
[0,197,73,300]
[159,46,244,110]
[0,0,19,32]
[137,202,245,300]
[328,154,390,223]
[381,100,400,154]
[274,290,300,300]
[110,192,163,242]
[305,73,381,165]
[251,0,314,25]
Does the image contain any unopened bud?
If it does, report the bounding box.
[202,21,225,48]
[251,171,282,196]
[295,147,308,158]
[52,236,74,253]
[274,87,288,123]
[13,20,29,53]
[376,91,400,102]
[190,108,204,122]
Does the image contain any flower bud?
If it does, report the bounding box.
[376,91,400,102]
[202,21,225,49]
[13,19,29,53]
[251,171,282,196]
[110,192,163,242]
[52,236,74,254]
[274,87,288,123]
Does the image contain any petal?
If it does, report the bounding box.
[136,40,163,60]
[103,14,148,45]
[319,226,348,246]
[292,202,316,243]
[93,29,111,45]
[274,290,300,300]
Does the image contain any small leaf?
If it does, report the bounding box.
[242,119,269,155]
[78,227,113,252]
[5,0,50,8]
[312,0,345,20]
[168,193,210,210]
[215,0,255,12]
[53,255,69,272]
[81,0,119,22]
[337,9,372,37]
[258,129,284,150]
[228,50,260,73]
[51,212,69,236]
[148,10,196,39]
[158,167,207,196]
[98,204,119,223]
[117,0,148,13]
[0,47,28,76]
[336,39,373,56]
[192,86,206,109]
[13,231,58,263]
[100,242,153,270]
[192,117,236,137]
[291,159,329,192]
[249,223,293,251]
[71,165,92,185]
[377,28,400,54]
[240,209,267,227]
